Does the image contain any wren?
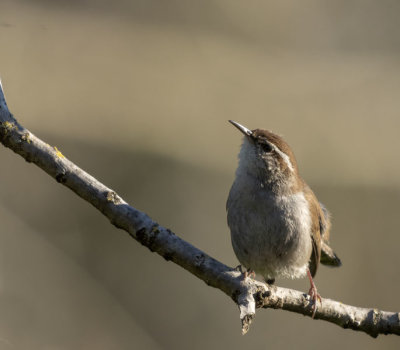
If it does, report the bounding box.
[226,120,341,317]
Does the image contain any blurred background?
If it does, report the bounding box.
[1,0,400,349]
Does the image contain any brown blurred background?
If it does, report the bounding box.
[1,0,400,349]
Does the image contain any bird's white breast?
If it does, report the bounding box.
[227,177,313,280]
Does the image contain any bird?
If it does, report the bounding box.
[226,120,341,317]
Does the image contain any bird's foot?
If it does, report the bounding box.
[308,284,322,318]
[234,265,255,280]
[243,269,256,280]
[307,269,322,318]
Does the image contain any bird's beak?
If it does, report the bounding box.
[228,120,253,137]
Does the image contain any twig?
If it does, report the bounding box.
[0,79,399,337]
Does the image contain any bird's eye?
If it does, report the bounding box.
[260,141,272,153]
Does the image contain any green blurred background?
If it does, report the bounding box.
[1,0,400,349]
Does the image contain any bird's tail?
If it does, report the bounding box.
[320,241,342,267]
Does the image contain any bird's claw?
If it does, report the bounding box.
[243,269,256,280]
[234,265,255,280]
[308,284,322,318]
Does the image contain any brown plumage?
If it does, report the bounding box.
[227,120,341,317]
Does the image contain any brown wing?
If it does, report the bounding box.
[303,185,322,278]
[319,202,331,242]
[319,202,342,267]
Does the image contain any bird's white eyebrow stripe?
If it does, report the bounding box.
[270,143,294,172]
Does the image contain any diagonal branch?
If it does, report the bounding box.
[0,79,399,337]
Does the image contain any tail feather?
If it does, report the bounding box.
[320,241,342,267]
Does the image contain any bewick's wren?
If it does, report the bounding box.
[226,121,341,317]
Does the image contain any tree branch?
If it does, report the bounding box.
[0,79,399,337]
